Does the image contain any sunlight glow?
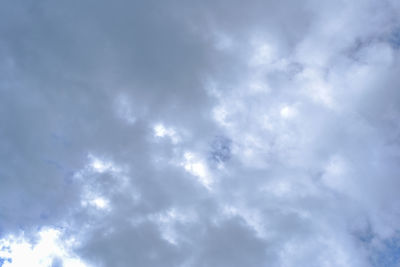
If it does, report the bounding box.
[0,228,89,267]
[153,124,180,143]
[182,152,212,189]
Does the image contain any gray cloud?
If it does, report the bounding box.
[1,0,400,266]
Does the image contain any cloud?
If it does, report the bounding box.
[1,0,400,266]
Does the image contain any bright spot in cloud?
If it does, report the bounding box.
[280,105,297,119]
[91,197,110,210]
[0,228,89,267]
[182,152,212,189]
[88,154,118,173]
[212,105,230,127]
[153,124,180,143]
[81,194,111,211]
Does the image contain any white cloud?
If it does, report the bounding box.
[153,123,180,144]
[0,228,89,267]
[181,152,212,189]
[280,105,297,119]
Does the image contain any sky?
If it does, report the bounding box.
[1,0,400,266]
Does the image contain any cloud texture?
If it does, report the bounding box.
[1,0,400,266]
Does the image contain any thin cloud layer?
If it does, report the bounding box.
[1,0,400,266]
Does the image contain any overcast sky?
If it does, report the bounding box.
[1,0,400,266]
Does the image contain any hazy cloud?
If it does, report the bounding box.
[1,0,400,266]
